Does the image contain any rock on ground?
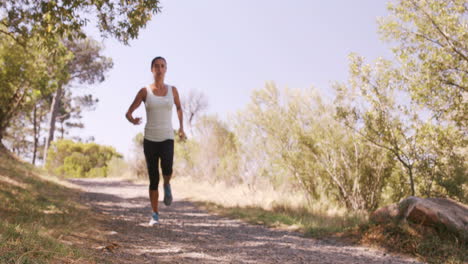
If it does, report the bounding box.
[371,196,468,240]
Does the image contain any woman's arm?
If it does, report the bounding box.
[173,86,186,139]
[126,88,146,125]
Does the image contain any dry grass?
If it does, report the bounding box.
[0,146,108,263]
[359,222,467,264]
[170,176,367,237]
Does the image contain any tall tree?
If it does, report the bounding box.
[43,38,112,161]
[378,0,467,200]
[335,55,423,197]
[334,0,468,201]
[0,0,161,146]
[235,83,394,210]
[56,92,99,140]
[0,35,68,143]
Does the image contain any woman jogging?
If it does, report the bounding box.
[125,56,185,226]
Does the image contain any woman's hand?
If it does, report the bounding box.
[130,117,142,125]
[178,128,186,141]
[126,88,146,125]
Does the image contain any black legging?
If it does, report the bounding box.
[143,139,174,190]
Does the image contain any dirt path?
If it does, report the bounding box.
[70,178,423,264]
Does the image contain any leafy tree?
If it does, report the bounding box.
[235,83,393,211]
[379,0,467,201]
[378,0,467,128]
[335,54,466,202]
[0,35,69,143]
[0,0,159,147]
[0,0,161,46]
[43,37,113,161]
[334,0,467,202]
[129,132,147,179]
[2,37,108,163]
[46,139,122,178]
[4,97,49,164]
[56,91,99,140]
[335,55,422,195]
[174,133,199,177]
[193,115,239,184]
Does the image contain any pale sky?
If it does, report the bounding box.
[77,0,393,157]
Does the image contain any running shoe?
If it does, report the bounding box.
[149,212,159,226]
[163,184,173,206]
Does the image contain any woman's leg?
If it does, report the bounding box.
[143,139,161,213]
[160,139,174,205]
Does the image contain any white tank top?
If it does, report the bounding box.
[144,84,174,142]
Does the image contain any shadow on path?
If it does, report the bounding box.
[70,178,423,264]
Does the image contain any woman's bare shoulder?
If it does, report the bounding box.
[137,87,147,101]
[139,87,147,94]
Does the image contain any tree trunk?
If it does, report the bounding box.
[32,105,38,165]
[0,86,28,145]
[60,119,64,139]
[408,166,415,196]
[43,84,64,163]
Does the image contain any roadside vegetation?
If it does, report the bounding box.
[0,147,108,263]
[170,176,466,264]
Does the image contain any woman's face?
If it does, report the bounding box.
[151,59,167,79]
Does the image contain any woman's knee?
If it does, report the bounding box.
[161,167,172,176]
[149,179,159,190]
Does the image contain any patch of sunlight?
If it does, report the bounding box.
[137,246,182,254]
[14,224,23,233]
[43,204,64,214]
[280,223,301,230]
[179,252,226,261]
[35,173,77,188]
[0,175,27,189]
[172,176,309,210]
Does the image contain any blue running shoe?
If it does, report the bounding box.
[163,184,173,206]
[149,212,159,226]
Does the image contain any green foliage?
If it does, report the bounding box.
[0,0,151,147]
[1,0,161,46]
[195,115,239,183]
[46,139,122,178]
[174,135,201,177]
[0,35,69,140]
[174,115,239,184]
[106,156,130,178]
[378,0,467,128]
[336,56,467,201]
[129,132,147,179]
[371,0,468,200]
[235,83,394,211]
[1,36,113,163]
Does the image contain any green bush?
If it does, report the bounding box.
[46,139,122,178]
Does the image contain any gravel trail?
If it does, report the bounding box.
[70,178,423,264]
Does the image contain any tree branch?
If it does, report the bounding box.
[411,0,468,63]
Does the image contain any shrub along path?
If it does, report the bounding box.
[71,178,422,264]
